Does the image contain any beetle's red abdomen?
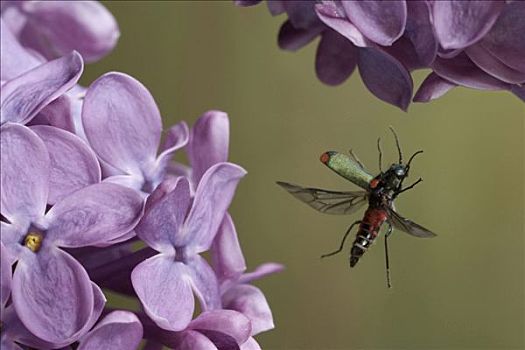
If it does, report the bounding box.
[350,208,388,267]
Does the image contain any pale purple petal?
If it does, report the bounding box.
[222,284,274,335]
[315,29,358,86]
[12,247,93,344]
[0,242,12,308]
[19,1,119,62]
[212,213,247,282]
[78,311,142,350]
[45,183,144,247]
[0,19,41,80]
[342,0,406,46]
[315,1,369,47]
[136,177,191,253]
[479,1,525,73]
[35,95,75,132]
[466,43,525,84]
[103,175,144,193]
[0,123,49,224]
[31,125,101,204]
[182,163,247,251]
[131,254,194,331]
[188,309,252,346]
[413,73,457,102]
[86,283,107,331]
[188,111,229,184]
[0,222,25,263]
[187,255,222,311]
[154,121,189,185]
[357,47,413,111]
[241,337,261,350]
[0,51,83,125]
[404,0,437,66]
[82,72,162,175]
[433,0,504,50]
[278,20,324,51]
[238,263,285,284]
[177,331,217,350]
[282,1,320,29]
[432,53,510,90]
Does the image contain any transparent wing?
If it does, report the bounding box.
[388,208,437,238]
[277,181,368,215]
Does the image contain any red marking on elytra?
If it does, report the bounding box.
[370,178,380,189]
[320,152,330,164]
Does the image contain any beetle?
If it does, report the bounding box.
[277,128,436,287]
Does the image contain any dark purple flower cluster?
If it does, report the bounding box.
[1,2,282,349]
[236,0,525,110]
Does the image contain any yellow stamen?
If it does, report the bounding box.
[24,232,43,252]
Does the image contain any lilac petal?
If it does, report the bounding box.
[131,254,194,331]
[382,36,422,71]
[0,19,41,81]
[433,0,504,50]
[480,1,525,73]
[466,43,525,84]
[78,311,142,350]
[413,73,457,103]
[35,95,75,133]
[20,1,119,63]
[404,0,437,66]
[178,331,217,350]
[315,1,369,47]
[432,53,510,90]
[315,29,358,86]
[189,309,252,346]
[511,85,525,102]
[241,337,261,350]
[238,263,285,284]
[12,247,93,343]
[0,51,83,125]
[212,213,247,282]
[86,283,107,330]
[342,0,406,46]
[45,183,144,247]
[188,111,229,184]
[277,20,324,52]
[182,163,247,251]
[187,255,222,311]
[136,177,191,253]
[0,123,49,224]
[268,1,285,16]
[222,284,274,335]
[82,72,162,175]
[0,222,25,263]
[357,47,413,111]
[103,175,144,193]
[234,0,262,6]
[31,125,101,205]
[154,121,189,184]
[282,1,321,29]
[1,242,12,308]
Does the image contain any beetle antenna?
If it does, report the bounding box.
[406,150,424,168]
[389,126,403,164]
[376,137,383,172]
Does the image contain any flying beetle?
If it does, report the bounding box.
[277,128,436,288]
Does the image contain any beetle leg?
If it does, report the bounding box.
[321,220,361,259]
[394,178,423,198]
[377,137,383,173]
[384,222,393,288]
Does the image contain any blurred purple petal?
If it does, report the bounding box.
[188,111,229,184]
[357,47,413,111]
[268,1,285,16]
[234,0,262,6]
[78,311,143,350]
[188,309,252,346]
[187,255,222,311]
[183,163,246,251]
[136,177,191,253]
[479,1,525,73]
[238,263,285,284]
[82,72,162,175]
[1,51,83,125]
[413,73,457,103]
[342,0,406,46]
[31,125,101,205]
[432,53,510,90]
[315,29,358,86]
[131,254,194,331]
[433,0,504,50]
[12,247,93,344]
[222,284,274,335]
[241,337,261,350]
[381,36,422,71]
[511,85,525,101]
[45,183,143,247]
[212,213,247,282]
[278,20,323,52]
[315,1,369,47]
[405,0,437,66]
[0,242,12,308]
[282,1,321,29]
[466,43,525,84]
[0,124,49,224]
[19,1,119,62]
[0,19,41,80]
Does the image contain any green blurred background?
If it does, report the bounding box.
[82,2,524,349]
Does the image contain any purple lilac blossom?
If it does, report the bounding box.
[236,0,525,109]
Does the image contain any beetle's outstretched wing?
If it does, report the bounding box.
[387,208,437,238]
[277,181,368,215]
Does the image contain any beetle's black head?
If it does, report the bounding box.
[381,163,408,190]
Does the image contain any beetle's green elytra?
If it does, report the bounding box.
[320,151,373,190]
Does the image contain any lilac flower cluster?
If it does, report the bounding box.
[236,0,525,110]
[1,2,281,349]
